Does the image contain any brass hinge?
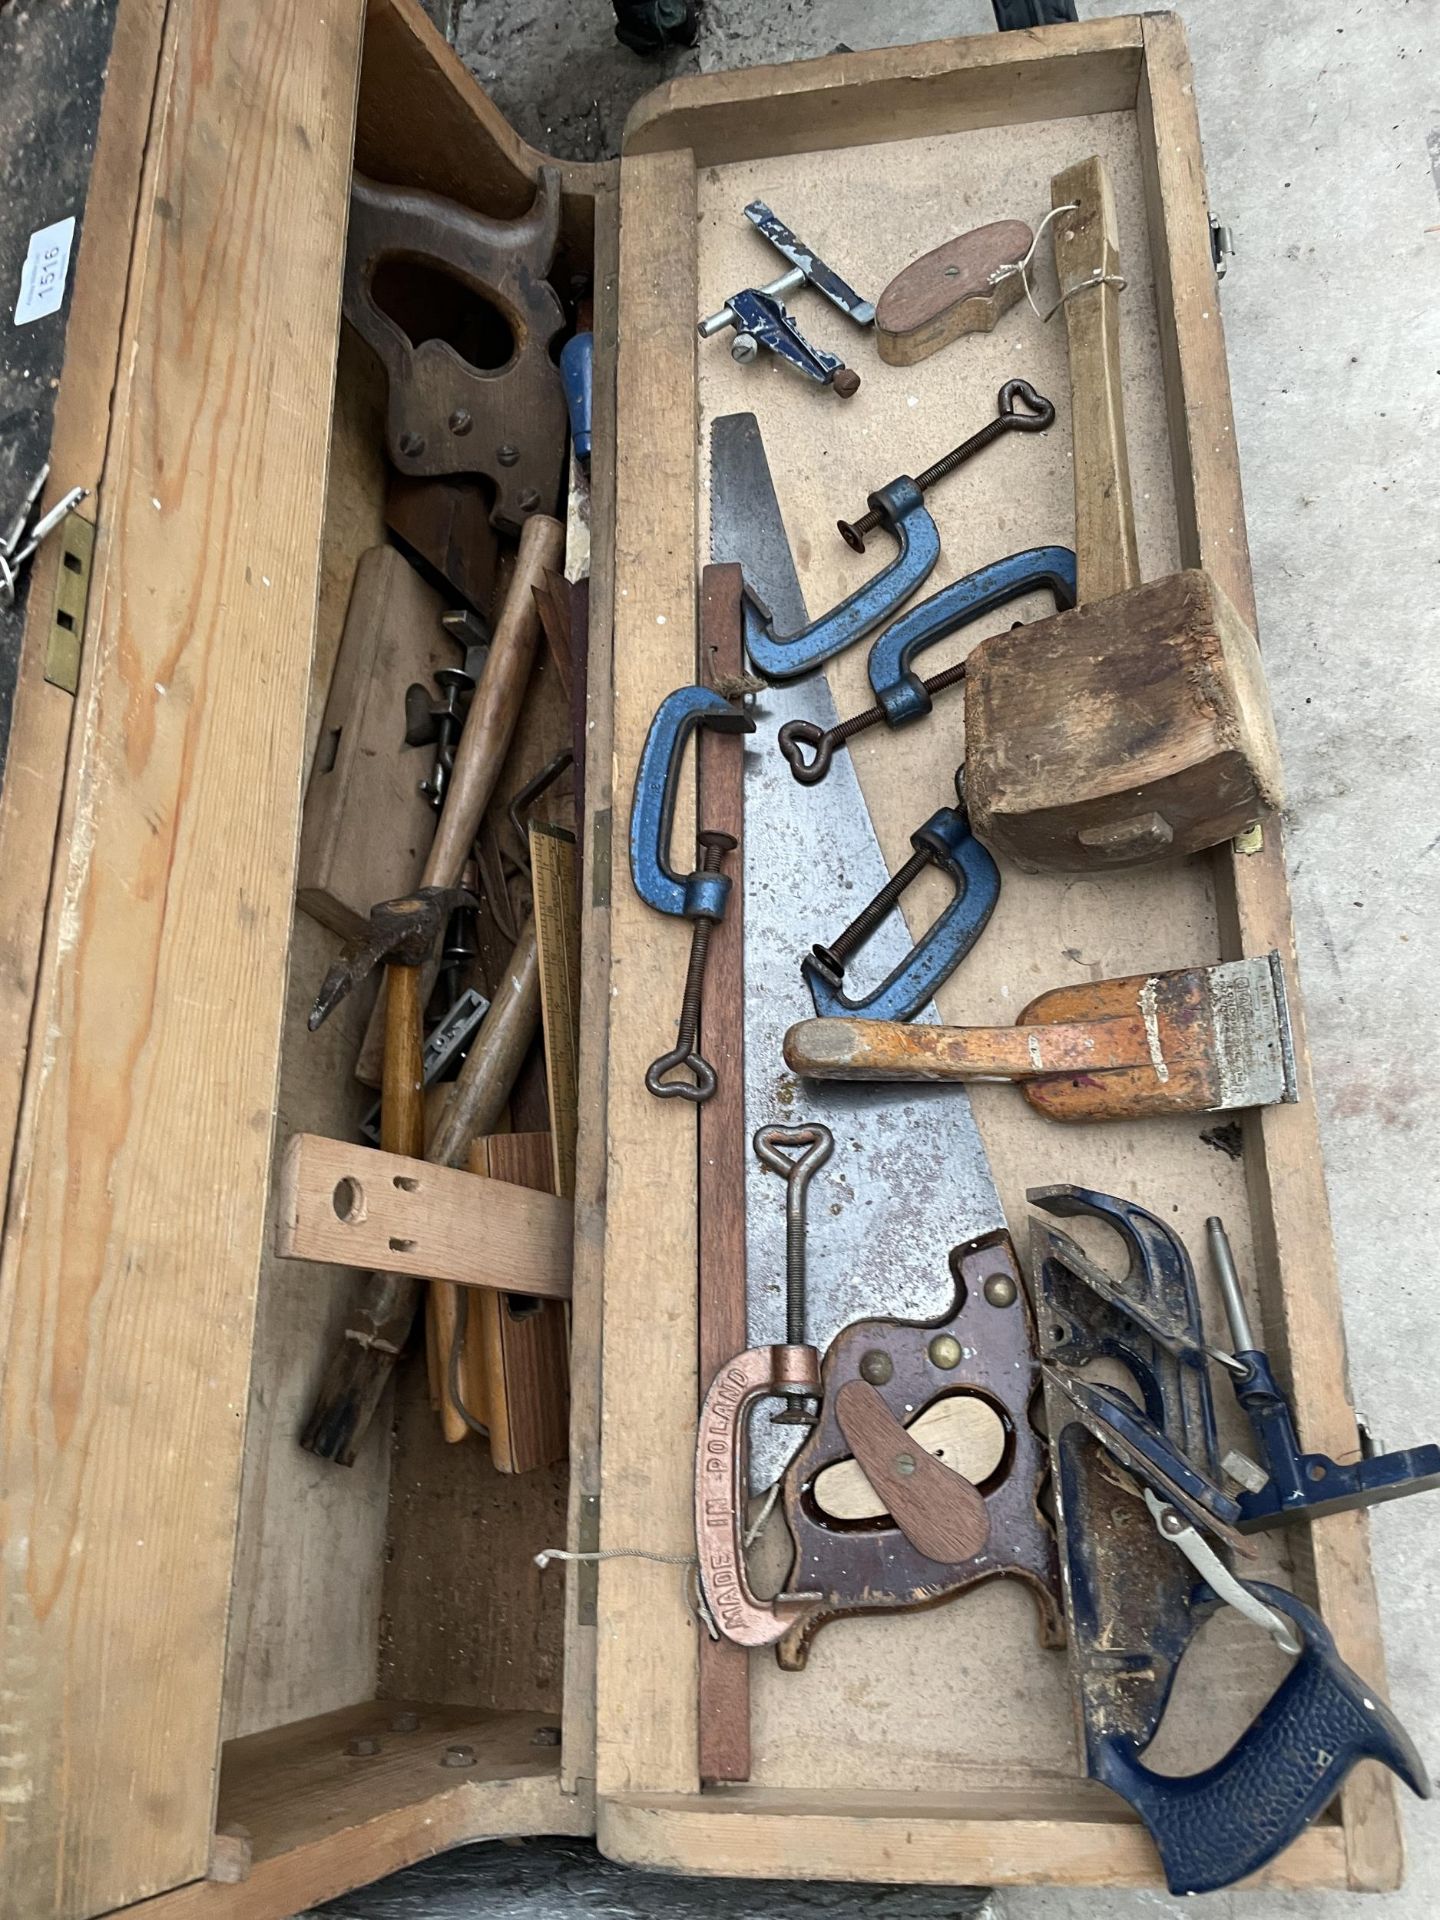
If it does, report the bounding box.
[43,511,95,694]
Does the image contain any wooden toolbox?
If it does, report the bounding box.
[0,3,1407,1915]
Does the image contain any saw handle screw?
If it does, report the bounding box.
[645,831,737,1103]
[837,379,1055,553]
[753,1122,834,1425]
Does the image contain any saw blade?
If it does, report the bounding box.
[710,412,1007,1492]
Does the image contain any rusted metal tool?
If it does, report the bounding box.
[344,172,568,534]
[786,952,1297,1123]
[695,1125,834,1649]
[1035,1187,1430,1896]
[774,1228,1063,1671]
[751,1124,833,1426]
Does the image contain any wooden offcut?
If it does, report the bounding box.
[296,546,453,941]
[276,1133,572,1299]
[696,563,751,1787]
[465,1131,570,1474]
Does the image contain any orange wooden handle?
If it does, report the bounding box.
[784,1015,1153,1083]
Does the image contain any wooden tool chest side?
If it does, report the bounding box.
[1136,15,1401,1887]
[0,2,366,1913]
[594,144,705,1802]
[0,0,169,1237]
[598,14,1402,1894]
[622,17,1145,166]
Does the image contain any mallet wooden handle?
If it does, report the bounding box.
[1051,157,1138,606]
[784,1014,1153,1083]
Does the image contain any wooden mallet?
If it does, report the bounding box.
[961,156,1283,871]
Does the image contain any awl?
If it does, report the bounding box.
[785,952,1297,1122]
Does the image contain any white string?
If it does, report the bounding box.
[535,1545,693,1569]
[989,202,1079,319]
[1041,266,1127,325]
[534,1545,719,1641]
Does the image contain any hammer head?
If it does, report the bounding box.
[309,886,477,1031]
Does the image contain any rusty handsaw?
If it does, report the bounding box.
[709,413,1009,1494]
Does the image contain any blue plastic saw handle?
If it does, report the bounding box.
[1094,1582,1431,1895]
[802,806,999,1021]
[560,331,593,468]
[629,685,754,920]
[744,477,941,682]
[867,545,1078,727]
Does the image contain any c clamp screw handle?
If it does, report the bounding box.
[645,830,737,1103]
[837,379,1055,553]
[753,1122,834,1425]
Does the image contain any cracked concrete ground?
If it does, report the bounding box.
[336,1,1439,1914]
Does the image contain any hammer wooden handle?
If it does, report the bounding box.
[424,513,565,888]
[354,513,564,1088]
[785,1015,1153,1083]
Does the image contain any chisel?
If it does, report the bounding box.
[785,952,1297,1122]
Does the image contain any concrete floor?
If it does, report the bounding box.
[331,2,1439,1914]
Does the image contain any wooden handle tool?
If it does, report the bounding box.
[784,954,1296,1123]
[354,513,564,1086]
[961,158,1283,871]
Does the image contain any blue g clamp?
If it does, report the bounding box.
[867,543,1078,726]
[802,776,999,1023]
[629,685,754,1103]
[743,475,940,683]
[778,545,1078,785]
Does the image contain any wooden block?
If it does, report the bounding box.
[467,1132,570,1475]
[875,219,1031,366]
[964,569,1284,870]
[276,1133,572,1299]
[296,545,451,939]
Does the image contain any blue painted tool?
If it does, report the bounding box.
[742,381,1056,684]
[779,545,1078,783]
[1206,1217,1440,1532]
[1035,1187,1430,1896]
[559,331,593,468]
[868,544,1077,725]
[802,776,999,1023]
[698,201,873,396]
[629,685,754,1102]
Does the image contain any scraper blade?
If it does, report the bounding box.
[710,412,1007,1491]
